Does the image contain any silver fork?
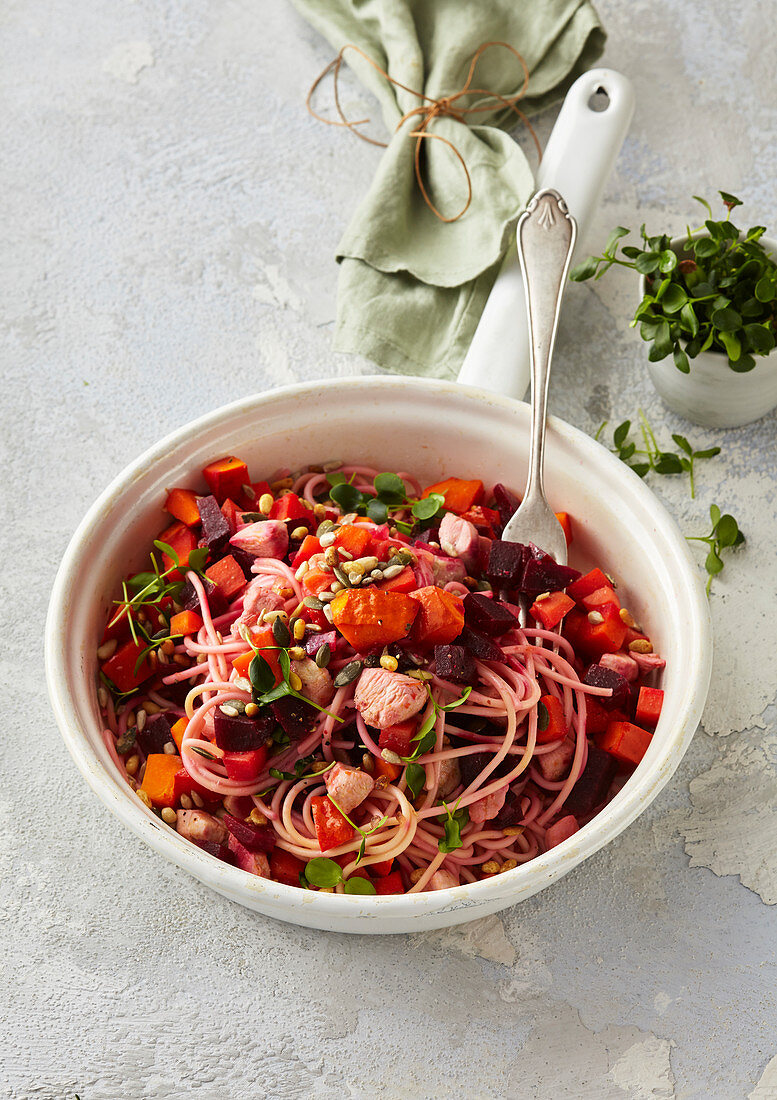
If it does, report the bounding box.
[501,188,577,567]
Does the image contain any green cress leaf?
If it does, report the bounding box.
[438,803,469,854]
[635,252,661,275]
[673,346,691,373]
[187,547,210,574]
[680,302,700,337]
[404,762,426,800]
[672,434,693,456]
[661,283,687,313]
[440,686,473,712]
[326,471,348,487]
[710,503,721,527]
[412,493,446,520]
[330,481,363,513]
[719,331,742,363]
[344,877,377,895]
[693,195,713,218]
[744,323,775,354]
[366,498,389,523]
[694,237,718,259]
[705,547,725,576]
[755,275,776,302]
[659,249,679,273]
[653,452,684,475]
[712,307,742,332]
[153,540,180,567]
[305,857,343,889]
[374,472,406,498]
[629,462,651,478]
[604,226,630,254]
[569,255,600,281]
[715,514,740,548]
[719,191,743,210]
[613,421,631,448]
[249,653,275,695]
[405,712,438,760]
[694,447,721,459]
[729,353,756,373]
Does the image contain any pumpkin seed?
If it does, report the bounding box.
[334,659,362,687]
[115,726,137,756]
[316,519,336,537]
[272,616,291,647]
[315,643,331,668]
[333,565,350,588]
[303,596,325,610]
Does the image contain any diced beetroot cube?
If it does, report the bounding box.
[492,483,521,528]
[491,788,523,829]
[197,494,231,553]
[459,751,513,789]
[223,813,277,853]
[564,745,617,816]
[486,540,527,586]
[434,644,477,684]
[179,575,228,618]
[271,695,317,740]
[136,712,176,756]
[457,626,504,663]
[193,839,237,865]
[463,591,518,636]
[227,834,271,876]
[520,546,581,594]
[213,708,274,751]
[583,664,630,711]
[229,545,257,580]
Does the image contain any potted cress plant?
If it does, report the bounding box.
[571,192,777,427]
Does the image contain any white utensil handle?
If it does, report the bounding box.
[457,68,635,399]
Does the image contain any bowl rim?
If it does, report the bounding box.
[45,375,713,923]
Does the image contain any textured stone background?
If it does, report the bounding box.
[3,1,776,1097]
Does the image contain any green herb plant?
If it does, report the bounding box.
[686,505,745,594]
[571,192,777,373]
[327,470,445,532]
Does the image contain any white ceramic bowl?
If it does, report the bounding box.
[642,235,777,428]
[46,377,712,934]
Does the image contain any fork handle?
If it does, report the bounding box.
[516,189,577,505]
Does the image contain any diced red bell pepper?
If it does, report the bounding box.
[223,746,269,782]
[378,720,416,757]
[536,694,567,744]
[409,586,465,648]
[334,524,373,558]
[375,565,416,594]
[368,538,393,562]
[169,609,203,637]
[581,585,620,614]
[291,535,322,568]
[370,858,394,878]
[599,720,653,767]
[374,869,405,895]
[270,847,306,887]
[101,638,155,694]
[173,767,220,805]
[421,477,484,514]
[529,591,575,630]
[298,604,330,631]
[567,568,612,603]
[563,606,627,658]
[635,686,664,728]
[205,554,246,601]
[624,625,651,648]
[158,521,199,578]
[311,795,354,852]
[202,456,250,503]
[554,511,573,546]
[220,498,242,535]
[268,493,312,523]
[237,480,271,510]
[460,505,500,534]
[164,487,202,527]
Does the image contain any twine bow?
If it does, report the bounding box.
[307,41,541,223]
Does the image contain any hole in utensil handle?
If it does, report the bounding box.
[587,87,610,112]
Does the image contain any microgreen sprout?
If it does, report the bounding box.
[686,505,746,594]
[327,795,389,865]
[438,798,469,854]
[326,469,447,530]
[596,411,720,496]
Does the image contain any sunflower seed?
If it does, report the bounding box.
[319,531,337,548]
[381,564,404,580]
[334,660,363,687]
[323,605,334,623]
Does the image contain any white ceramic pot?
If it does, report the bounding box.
[642,235,777,428]
[46,377,712,934]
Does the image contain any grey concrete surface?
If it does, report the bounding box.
[2,1,776,1097]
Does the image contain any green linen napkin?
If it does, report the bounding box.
[292,0,605,378]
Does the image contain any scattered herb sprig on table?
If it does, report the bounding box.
[596,410,720,496]
[596,411,744,591]
[327,470,445,532]
[571,192,777,373]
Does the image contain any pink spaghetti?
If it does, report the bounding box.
[96,456,666,895]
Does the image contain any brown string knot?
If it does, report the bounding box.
[306,41,541,223]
